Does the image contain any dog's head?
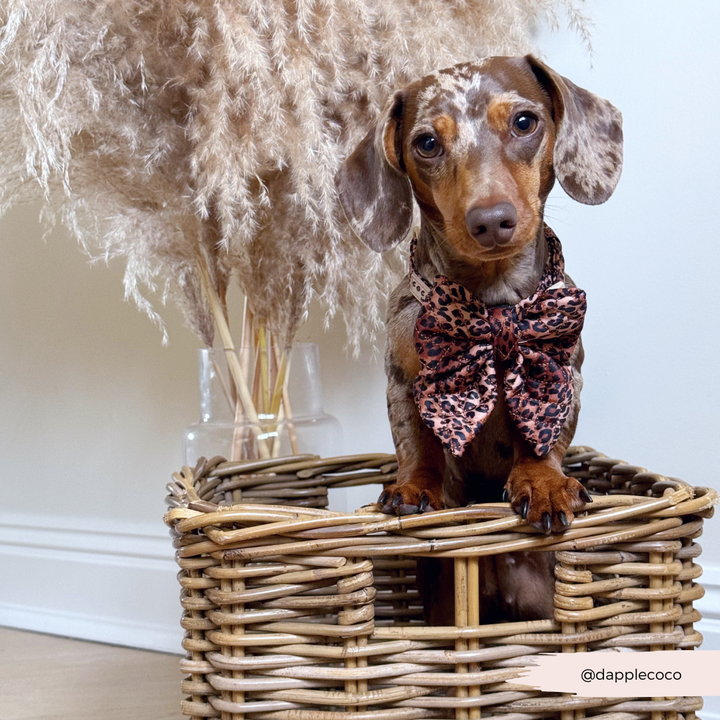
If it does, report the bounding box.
[336,56,623,261]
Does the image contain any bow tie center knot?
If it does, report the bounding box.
[487,306,519,362]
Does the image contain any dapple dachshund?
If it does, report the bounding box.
[336,55,622,622]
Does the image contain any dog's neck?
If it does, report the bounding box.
[413,217,549,306]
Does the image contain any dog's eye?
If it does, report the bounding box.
[512,114,538,136]
[414,135,442,158]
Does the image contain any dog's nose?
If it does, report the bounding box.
[465,202,517,247]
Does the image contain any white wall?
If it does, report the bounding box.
[1,0,719,710]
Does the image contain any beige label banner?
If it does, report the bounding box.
[511,650,720,697]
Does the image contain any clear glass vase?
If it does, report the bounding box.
[183,343,342,465]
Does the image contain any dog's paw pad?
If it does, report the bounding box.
[378,483,443,516]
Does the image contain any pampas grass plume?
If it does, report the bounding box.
[0,0,589,349]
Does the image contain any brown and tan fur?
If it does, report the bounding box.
[336,56,623,623]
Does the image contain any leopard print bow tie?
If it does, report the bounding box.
[412,225,586,457]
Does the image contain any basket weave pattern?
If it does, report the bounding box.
[164,447,717,720]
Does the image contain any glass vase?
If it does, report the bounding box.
[183,343,342,465]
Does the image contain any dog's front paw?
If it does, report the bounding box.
[378,482,444,516]
[504,462,591,534]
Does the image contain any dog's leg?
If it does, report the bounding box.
[505,443,588,534]
[378,285,446,515]
[503,344,590,534]
[379,360,446,514]
[496,552,555,620]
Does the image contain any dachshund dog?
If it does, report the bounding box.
[336,56,622,622]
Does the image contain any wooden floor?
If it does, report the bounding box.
[0,627,181,719]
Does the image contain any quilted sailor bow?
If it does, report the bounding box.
[412,225,586,457]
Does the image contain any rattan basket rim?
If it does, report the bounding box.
[164,446,717,561]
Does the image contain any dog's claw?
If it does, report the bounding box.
[541,512,551,534]
[376,483,444,516]
[559,511,569,528]
[520,497,529,519]
[502,488,509,502]
[579,489,593,504]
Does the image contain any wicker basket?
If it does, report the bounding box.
[164,446,717,720]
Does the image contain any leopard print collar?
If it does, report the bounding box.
[411,225,586,457]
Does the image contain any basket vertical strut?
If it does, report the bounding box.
[468,556,482,719]
[557,552,588,720]
[219,555,233,720]
[455,556,469,720]
[680,529,703,720]
[344,555,359,714]
[231,557,245,720]
[649,510,676,720]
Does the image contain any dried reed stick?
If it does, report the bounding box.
[197,252,270,459]
[274,343,299,455]
[239,301,254,393]
[271,404,285,459]
[270,349,290,421]
[268,348,292,457]
[231,296,256,461]
[282,382,300,455]
[210,350,235,417]
[258,325,270,415]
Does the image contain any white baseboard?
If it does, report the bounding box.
[0,510,173,559]
[0,511,182,654]
[0,600,181,653]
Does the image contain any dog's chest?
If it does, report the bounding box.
[442,360,516,508]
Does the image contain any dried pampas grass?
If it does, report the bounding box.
[0,0,590,349]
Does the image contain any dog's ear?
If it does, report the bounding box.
[335,91,414,252]
[525,55,623,205]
